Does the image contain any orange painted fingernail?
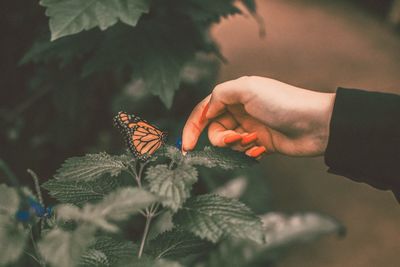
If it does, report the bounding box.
[199,102,210,124]
[241,132,257,145]
[246,146,266,158]
[223,133,242,144]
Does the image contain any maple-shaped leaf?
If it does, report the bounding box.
[40,0,150,40]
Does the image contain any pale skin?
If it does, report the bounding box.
[182,76,336,158]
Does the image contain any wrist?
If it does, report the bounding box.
[316,92,336,154]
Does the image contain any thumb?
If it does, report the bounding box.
[206,77,250,119]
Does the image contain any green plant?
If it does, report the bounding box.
[0,146,344,267]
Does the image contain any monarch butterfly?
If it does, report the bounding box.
[114,111,167,161]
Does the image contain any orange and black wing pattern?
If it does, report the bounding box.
[114,111,167,161]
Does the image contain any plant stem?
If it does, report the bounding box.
[30,229,45,267]
[138,214,152,259]
[27,169,43,205]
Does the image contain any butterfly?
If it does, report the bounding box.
[114,111,167,161]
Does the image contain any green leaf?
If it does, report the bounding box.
[145,164,198,211]
[80,249,109,267]
[57,187,158,232]
[82,19,203,108]
[0,215,28,265]
[40,0,150,40]
[173,194,264,244]
[54,152,128,181]
[187,146,257,169]
[0,184,20,214]
[19,31,101,67]
[0,185,28,264]
[42,176,120,206]
[181,0,241,24]
[80,236,137,266]
[261,212,345,249]
[39,225,96,267]
[147,228,211,259]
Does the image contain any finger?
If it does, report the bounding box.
[182,95,211,152]
[206,77,253,120]
[245,146,267,158]
[208,113,241,147]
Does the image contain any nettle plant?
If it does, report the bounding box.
[0,147,344,267]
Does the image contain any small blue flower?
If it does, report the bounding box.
[175,137,182,150]
[28,197,46,217]
[15,210,30,222]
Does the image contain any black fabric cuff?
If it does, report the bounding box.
[325,88,400,200]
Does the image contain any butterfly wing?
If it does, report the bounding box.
[114,111,167,161]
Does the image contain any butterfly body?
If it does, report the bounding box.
[114,111,167,161]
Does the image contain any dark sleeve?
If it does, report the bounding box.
[324,88,400,201]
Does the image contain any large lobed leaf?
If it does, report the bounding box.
[147,228,211,259]
[54,152,128,181]
[173,194,264,244]
[57,187,158,232]
[40,0,150,40]
[42,176,120,206]
[145,164,198,212]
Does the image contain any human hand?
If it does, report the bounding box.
[182,76,336,158]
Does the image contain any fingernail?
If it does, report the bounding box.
[223,133,242,144]
[246,146,266,158]
[199,102,210,124]
[241,132,257,146]
[182,149,187,156]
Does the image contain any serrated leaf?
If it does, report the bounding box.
[0,184,20,214]
[147,211,174,241]
[57,187,157,232]
[80,249,109,267]
[173,194,264,244]
[54,153,128,181]
[145,164,197,211]
[80,236,138,266]
[147,228,211,260]
[154,259,184,267]
[261,212,345,249]
[39,225,96,267]
[40,0,150,40]
[186,146,257,169]
[42,176,120,206]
